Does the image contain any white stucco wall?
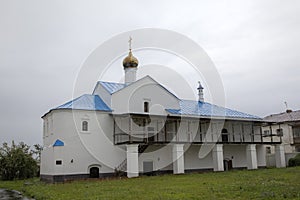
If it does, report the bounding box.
[111,76,180,115]
[41,109,126,176]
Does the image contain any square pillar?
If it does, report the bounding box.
[246,144,258,169]
[212,144,224,171]
[275,144,286,168]
[126,144,139,178]
[172,144,185,174]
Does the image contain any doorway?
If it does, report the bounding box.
[143,161,154,176]
[223,159,233,171]
[89,167,99,178]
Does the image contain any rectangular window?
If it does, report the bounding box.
[144,102,149,113]
[56,160,62,165]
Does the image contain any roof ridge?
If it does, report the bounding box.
[99,80,125,84]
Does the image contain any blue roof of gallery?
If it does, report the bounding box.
[166,100,261,120]
[55,94,112,112]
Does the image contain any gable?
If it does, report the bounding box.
[111,76,180,115]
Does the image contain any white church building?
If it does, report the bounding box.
[41,43,286,183]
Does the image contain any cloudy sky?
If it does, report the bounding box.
[1,0,300,146]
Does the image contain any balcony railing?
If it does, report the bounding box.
[113,114,282,145]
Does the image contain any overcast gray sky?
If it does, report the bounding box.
[1,0,300,146]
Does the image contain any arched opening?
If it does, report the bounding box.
[221,128,229,142]
[89,167,99,178]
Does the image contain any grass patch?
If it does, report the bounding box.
[0,167,299,200]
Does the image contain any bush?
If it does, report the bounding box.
[0,141,38,180]
[288,154,300,167]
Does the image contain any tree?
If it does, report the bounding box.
[31,144,43,162]
[0,141,38,180]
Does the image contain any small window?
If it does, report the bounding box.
[276,128,283,136]
[144,102,149,113]
[264,130,270,136]
[266,147,271,154]
[56,160,62,165]
[82,121,88,131]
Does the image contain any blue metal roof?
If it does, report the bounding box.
[55,94,112,112]
[166,100,261,120]
[53,139,64,147]
[98,77,179,99]
[99,81,126,94]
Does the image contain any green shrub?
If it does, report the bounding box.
[288,154,300,167]
[0,141,38,180]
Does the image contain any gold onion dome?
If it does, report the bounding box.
[123,37,138,68]
[123,50,139,68]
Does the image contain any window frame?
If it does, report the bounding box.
[56,160,62,165]
[82,121,89,132]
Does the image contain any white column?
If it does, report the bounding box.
[172,144,185,174]
[126,144,139,178]
[275,144,286,168]
[246,144,258,169]
[212,144,224,171]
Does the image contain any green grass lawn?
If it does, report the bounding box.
[0,167,299,200]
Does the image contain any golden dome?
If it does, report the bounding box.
[123,37,138,69]
[123,50,138,68]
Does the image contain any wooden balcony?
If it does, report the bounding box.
[113,114,282,145]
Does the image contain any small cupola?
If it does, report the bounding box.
[197,81,204,102]
[123,37,138,84]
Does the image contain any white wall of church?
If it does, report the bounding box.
[111,76,180,115]
[256,145,266,167]
[184,145,213,170]
[223,145,246,168]
[41,109,126,176]
[138,145,173,172]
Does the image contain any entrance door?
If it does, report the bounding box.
[143,161,154,175]
[89,167,99,178]
[223,160,233,171]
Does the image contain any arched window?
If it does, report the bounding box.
[82,121,88,131]
[144,102,149,113]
